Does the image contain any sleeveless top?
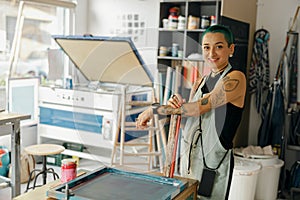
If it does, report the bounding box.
[202,68,244,149]
[180,64,243,199]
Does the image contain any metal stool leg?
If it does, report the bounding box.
[26,156,60,191]
[25,168,41,192]
[41,156,47,185]
[47,168,59,180]
[32,170,44,190]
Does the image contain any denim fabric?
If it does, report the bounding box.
[258,82,285,147]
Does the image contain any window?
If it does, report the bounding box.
[0,0,76,81]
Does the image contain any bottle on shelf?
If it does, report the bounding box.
[168,7,179,29]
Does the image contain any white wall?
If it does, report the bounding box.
[74,0,88,35]
[85,0,160,77]
[248,0,300,145]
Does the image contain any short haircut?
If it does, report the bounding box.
[201,25,234,46]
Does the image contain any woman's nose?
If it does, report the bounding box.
[209,47,216,56]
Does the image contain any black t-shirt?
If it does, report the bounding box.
[201,69,244,149]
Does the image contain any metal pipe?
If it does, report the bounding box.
[21,0,77,9]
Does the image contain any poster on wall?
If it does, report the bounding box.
[114,13,146,46]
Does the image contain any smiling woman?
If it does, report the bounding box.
[137,25,246,199]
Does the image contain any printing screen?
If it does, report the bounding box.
[8,78,39,123]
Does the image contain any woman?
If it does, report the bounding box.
[136,25,246,199]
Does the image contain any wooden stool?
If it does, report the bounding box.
[24,144,65,192]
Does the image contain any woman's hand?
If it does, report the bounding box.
[167,94,185,108]
[135,107,153,129]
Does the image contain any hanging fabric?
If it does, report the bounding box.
[287,32,298,109]
[289,109,300,146]
[249,28,270,113]
[258,80,285,151]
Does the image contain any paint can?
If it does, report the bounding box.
[61,158,77,183]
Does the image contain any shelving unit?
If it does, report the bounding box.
[158,0,220,64]
[157,0,221,102]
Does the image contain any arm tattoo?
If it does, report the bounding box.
[181,104,188,115]
[201,97,209,105]
[223,77,239,92]
[210,76,240,107]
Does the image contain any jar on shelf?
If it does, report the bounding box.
[172,43,179,57]
[210,15,217,26]
[159,46,168,56]
[177,16,186,30]
[200,15,210,29]
[188,15,199,29]
[162,18,169,29]
[168,7,179,29]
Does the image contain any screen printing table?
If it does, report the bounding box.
[0,112,31,198]
[14,168,198,200]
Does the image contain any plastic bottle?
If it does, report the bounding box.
[210,15,217,26]
[168,7,179,29]
[103,120,112,140]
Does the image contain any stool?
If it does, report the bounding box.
[24,144,65,192]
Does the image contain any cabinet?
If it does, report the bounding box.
[37,86,152,165]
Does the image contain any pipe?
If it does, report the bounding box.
[21,0,77,9]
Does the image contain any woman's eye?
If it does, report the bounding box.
[203,46,209,50]
[216,45,223,49]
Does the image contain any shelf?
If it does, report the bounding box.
[186,29,206,32]
[287,145,300,151]
[159,28,185,32]
[158,28,206,33]
[157,56,204,62]
[157,56,183,60]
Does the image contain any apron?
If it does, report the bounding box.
[180,65,232,200]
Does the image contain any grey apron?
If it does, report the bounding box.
[180,65,232,200]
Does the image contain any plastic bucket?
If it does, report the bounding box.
[235,154,284,200]
[254,158,284,200]
[229,157,261,200]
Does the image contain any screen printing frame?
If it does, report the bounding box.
[47,167,187,200]
[52,35,154,87]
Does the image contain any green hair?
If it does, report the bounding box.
[201,24,234,46]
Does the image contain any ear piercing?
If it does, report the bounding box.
[229,54,233,57]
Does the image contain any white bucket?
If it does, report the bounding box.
[229,157,261,200]
[235,154,284,200]
[254,157,284,200]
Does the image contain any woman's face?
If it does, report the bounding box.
[201,32,235,72]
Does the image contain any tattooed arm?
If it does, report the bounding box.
[158,70,246,117]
